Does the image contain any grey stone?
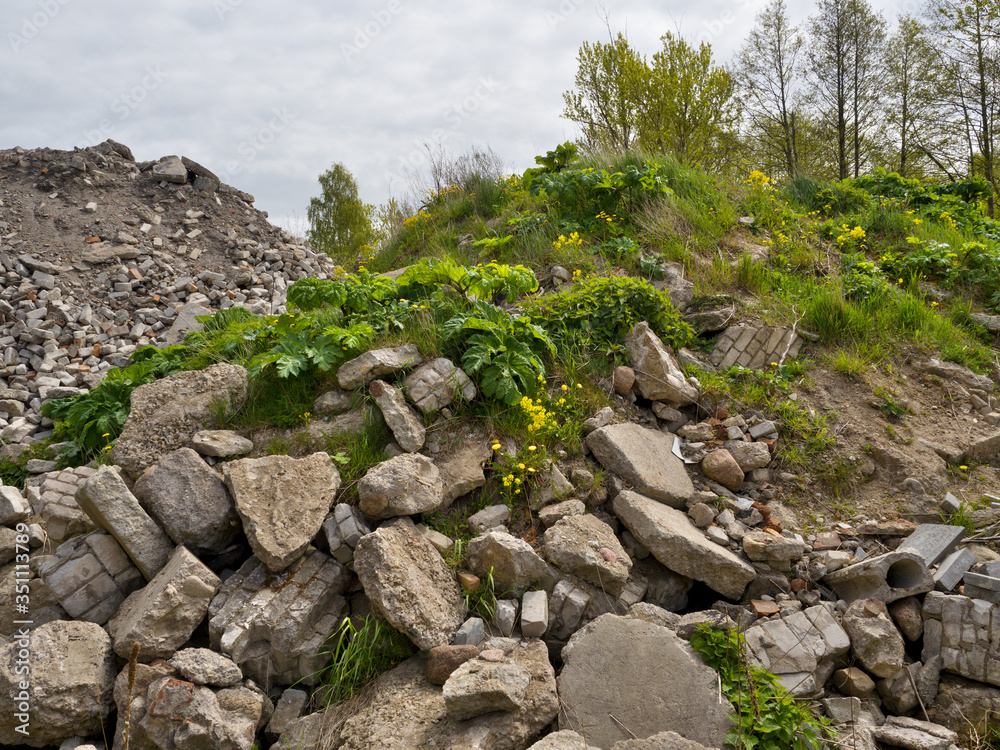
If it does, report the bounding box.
[528,463,574,510]
[436,437,492,505]
[168,648,243,687]
[189,429,254,457]
[313,387,354,415]
[587,424,694,508]
[113,363,249,478]
[543,514,632,594]
[337,344,422,390]
[582,406,614,434]
[129,675,261,750]
[934,547,977,591]
[611,731,718,750]
[454,617,486,646]
[36,530,143,624]
[495,599,518,636]
[209,549,350,689]
[928,673,1000,740]
[0,621,116,747]
[266,688,309,742]
[152,154,188,183]
[0,485,29,525]
[539,498,587,528]
[224,452,340,572]
[357,453,443,520]
[748,420,778,439]
[133,447,238,555]
[898,524,967,566]
[76,466,174,581]
[369,378,425,452]
[873,716,958,750]
[442,656,531,720]
[527,731,593,750]
[181,155,221,190]
[278,641,557,750]
[743,529,806,568]
[162,301,212,345]
[354,523,465,651]
[843,598,905,679]
[613,490,755,599]
[688,502,716,528]
[821,695,863,724]
[468,504,512,532]
[521,589,549,638]
[744,605,851,697]
[558,614,732,749]
[725,440,772,471]
[404,357,476,416]
[321,503,371,566]
[888,596,924,641]
[626,322,699,404]
[823,550,933,604]
[108,546,221,660]
[465,529,550,596]
[831,667,876,698]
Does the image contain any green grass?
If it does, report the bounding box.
[314,615,416,705]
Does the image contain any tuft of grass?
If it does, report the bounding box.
[315,616,416,705]
[829,348,869,379]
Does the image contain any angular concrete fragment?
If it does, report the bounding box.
[587,424,694,508]
[354,523,465,651]
[168,647,243,687]
[613,490,755,599]
[558,614,732,749]
[357,452,443,520]
[743,529,806,569]
[24,466,99,544]
[436,437,492,505]
[337,343,422,390]
[321,502,371,566]
[0,485,29,525]
[189,429,254,457]
[442,656,531,720]
[843,598,905,679]
[465,529,550,596]
[404,357,476,416]
[224,452,340,572]
[76,466,173,580]
[626,321,699,404]
[543,514,632,594]
[152,154,188,183]
[611,732,717,750]
[701,449,744,491]
[113,363,249,478]
[898,523,966,566]
[108,546,222,660]
[824,550,933,604]
[36,530,144,624]
[133,447,238,554]
[744,604,851,697]
[278,640,557,749]
[934,547,977,591]
[0,621,116,747]
[369,378,425,452]
[209,548,350,688]
[521,589,549,638]
[873,716,958,750]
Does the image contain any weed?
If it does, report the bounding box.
[690,624,832,750]
[315,616,416,705]
[463,566,504,621]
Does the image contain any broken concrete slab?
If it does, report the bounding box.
[357,452,444,520]
[75,466,174,581]
[898,524,966,566]
[823,550,933,605]
[587,424,694,508]
[934,547,977,591]
[613,490,755,600]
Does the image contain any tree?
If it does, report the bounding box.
[808,0,853,179]
[561,33,646,152]
[562,31,739,167]
[638,32,740,168]
[847,0,888,177]
[924,0,1000,215]
[307,163,375,261]
[735,0,805,177]
[885,16,942,177]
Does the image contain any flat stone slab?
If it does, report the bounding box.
[934,548,977,591]
[613,490,755,600]
[558,614,732,749]
[898,524,966,566]
[224,452,340,572]
[587,424,694,508]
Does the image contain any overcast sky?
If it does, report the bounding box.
[2,0,921,232]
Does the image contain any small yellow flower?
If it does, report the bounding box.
[561,384,568,391]
[960,465,969,470]
[102,433,111,438]
[518,463,525,470]
[576,383,583,389]
[528,445,536,451]
[491,442,501,451]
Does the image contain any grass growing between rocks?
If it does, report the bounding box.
[314,615,415,706]
[690,625,832,750]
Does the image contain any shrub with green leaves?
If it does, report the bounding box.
[396,257,538,303]
[690,625,832,750]
[524,275,694,355]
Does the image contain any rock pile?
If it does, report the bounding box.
[2,142,1000,750]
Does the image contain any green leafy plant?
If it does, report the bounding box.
[690,625,832,750]
[314,615,415,705]
[463,567,503,621]
[524,275,693,354]
[396,257,538,303]
[442,300,554,405]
